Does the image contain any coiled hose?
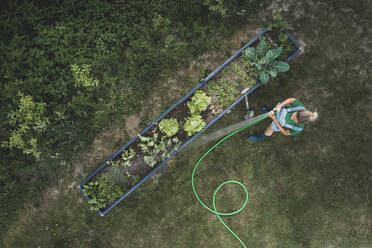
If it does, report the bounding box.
[191,111,272,247]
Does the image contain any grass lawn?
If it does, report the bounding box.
[2,0,371,247]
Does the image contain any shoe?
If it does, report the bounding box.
[260,106,270,113]
[248,133,267,141]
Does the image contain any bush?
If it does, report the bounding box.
[1,92,49,159]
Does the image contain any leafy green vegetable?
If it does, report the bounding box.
[208,78,239,109]
[121,148,136,167]
[183,114,206,136]
[279,32,289,43]
[82,173,125,211]
[139,132,181,167]
[70,64,99,89]
[244,39,290,84]
[133,175,141,184]
[187,90,211,114]
[1,92,49,160]
[159,118,179,137]
[268,14,293,31]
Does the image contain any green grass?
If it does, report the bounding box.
[2,0,372,247]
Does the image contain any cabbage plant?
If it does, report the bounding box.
[244,39,290,84]
[187,90,211,114]
[183,114,206,136]
[159,118,179,137]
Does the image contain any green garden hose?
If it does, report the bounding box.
[191,111,273,247]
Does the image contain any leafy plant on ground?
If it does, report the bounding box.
[183,114,207,136]
[159,118,179,137]
[187,90,211,114]
[82,173,124,211]
[244,39,290,84]
[70,64,99,89]
[268,14,293,31]
[1,92,49,160]
[139,132,181,167]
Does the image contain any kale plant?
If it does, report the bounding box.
[244,39,290,84]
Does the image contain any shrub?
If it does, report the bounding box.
[1,92,49,160]
[183,114,206,136]
[70,64,99,89]
[159,118,179,137]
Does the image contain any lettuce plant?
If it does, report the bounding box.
[244,39,290,84]
[159,118,179,137]
[187,90,211,114]
[183,114,206,136]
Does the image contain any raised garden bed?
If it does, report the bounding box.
[79,26,302,216]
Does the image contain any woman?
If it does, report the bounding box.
[249,98,318,141]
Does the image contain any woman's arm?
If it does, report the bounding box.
[269,111,291,136]
[273,98,297,112]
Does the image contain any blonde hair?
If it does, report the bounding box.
[297,110,318,124]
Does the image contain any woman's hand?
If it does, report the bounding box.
[269,111,276,120]
[273,106,282,113]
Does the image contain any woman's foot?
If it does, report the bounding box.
[248,133,268,141]
[260,106,270,113]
